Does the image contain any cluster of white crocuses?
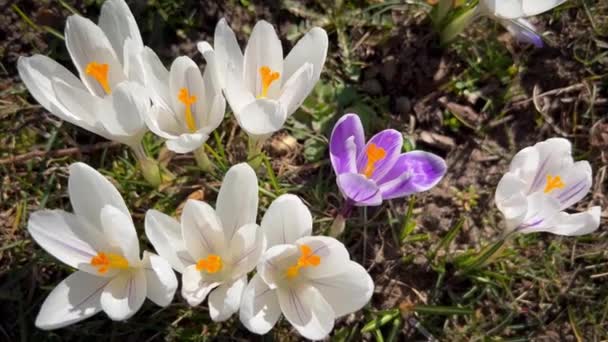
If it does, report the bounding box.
[29,162,373,340]
[17,0,327,182]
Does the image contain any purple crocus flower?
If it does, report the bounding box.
[330,113,447,210]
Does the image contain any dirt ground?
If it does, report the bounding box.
[1,0,607,341]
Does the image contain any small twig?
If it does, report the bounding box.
[0,141,121,165]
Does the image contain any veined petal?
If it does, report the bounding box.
[495,172,529,229]
[100,268,146,321]
[99,0,143,64]
[257,244,300,290]
[141,47,172,110]
[261,194,312,248]
[165,132,209,154]
[330,114,366,175]
[229,224,266,278]
[277,285,335,341]
[513,192,561,234]
[216,163,259,241]
[546,161,592,211]
[295,236,351,280]
[144,210,193,273]
[499,18,543,48]
[68,162,130,231]
[378,151,447,199]
[532,206,601,236]
[243,20,283,98]
[513,138,573,194]
[310,261,373,317]
[142,251,178,307]
[283,27,328,88]
[28,210,110,274]
[181,264,222,306]
[236,99,287,136]
[181,199,226,260]
[65,15,125,96]
[239,273,281,335]
[99,205,139,264]
[208,276,247,322]
[35,271,108,330]
[356,129,403,181]
[278,63,314,117]
[336,173,382,206]
[17,55,90,127]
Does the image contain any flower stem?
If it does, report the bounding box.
[329,201,354,237]
[247,136,266,171]
[131,143,174,187]
[193,145,213,172]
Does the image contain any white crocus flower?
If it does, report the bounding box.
[27,163,177,330]
[140,52,225,169]
[145,163,266,321]
[197,19,328,140]
[478,0,568,47]
[240,194,374,340]
[16,0,165,185]
[495,138,601,236]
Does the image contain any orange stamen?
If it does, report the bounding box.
[85,62,111,94]
[90,252,129,274]
[362,143,387,178]
[285,245,321,279]
[196,255,222,273]
[258,66,280,98]
[544,175,565,194]
[178,88,198,132]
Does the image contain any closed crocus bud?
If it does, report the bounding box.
[495,138,601,236]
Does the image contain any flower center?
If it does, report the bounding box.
[90,252,129,274]
[362,143,387,178]
[178,88,198,132]
[285,244,321,279]
[544,175,565,194]
[258,66,280,99]
[196,254,223,273]
[85,62,111,94]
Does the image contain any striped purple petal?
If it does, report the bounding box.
[336,173,382,207]
[330,114,365,175]
[377,151,446,200]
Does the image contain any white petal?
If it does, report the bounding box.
[499,18,543,47]
[165,132,209,153]
[239,273,281,335]
[208,276,247,322]
[168,56,205,129]
[144,210,193,273]
[538,206,601,236]
[52,77,111,139]
[100,269,147,321]
[100,205,139,264]
[35,271,107,330]
[257,244,300,289]
[199,63,225,131]
[65,15,125,96]
[495,172,529,228]
[105,81,148,146]
[28,210,109,274]
[522,0,567,16]
[181,264,222,306]
[278,63,314,117]
[123,38,146,84]
[223,64,256,114]
[142,251,178,307]
[216,163,259,241]
[261,194,312,248]
[68,162,130,230]
[277,285,335,340]
[514,137,573,194]
[141,47,172,109]
[181,199,226,260]
[295,236,351,279]
[17,55,89,126]
[144,104,182,140]
[243,20,283,98]
[310,261,373,317]
[283,27,327,88]
[235,99,287,136]
[547,161,592,210]
[229,224,266,278]
[514,192,561,234]
[207,18,243,89]
[99,0,143,64]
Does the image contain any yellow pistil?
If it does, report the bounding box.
[90,252,129,274]
[544,175,565,194]
[85,62,111,94]
[178,88,198,132]
[258,66,280,98]
[285,245,321,279]
[362,143,387,178]
[196,255,223,273]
